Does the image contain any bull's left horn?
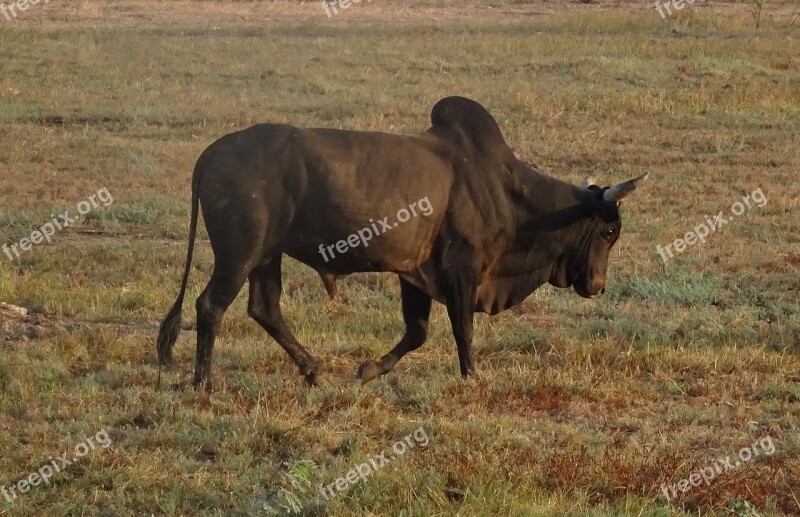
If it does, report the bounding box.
[603,172,649,202]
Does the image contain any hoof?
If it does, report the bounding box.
[356,360,383,383]
[192,378,213,392]
[300,359,321,387]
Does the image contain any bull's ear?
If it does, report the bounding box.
[603,172,649,202]
[581,174,597,189]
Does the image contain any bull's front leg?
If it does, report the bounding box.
[357,279,433,383]
[443,273,477,378]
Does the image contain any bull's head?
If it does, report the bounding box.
[552,173,648,299]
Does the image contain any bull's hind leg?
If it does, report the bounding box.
[194,263,251,391]
[247,256,321,385]
[357,279,432,382]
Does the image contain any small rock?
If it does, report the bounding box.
[0,302,28,318]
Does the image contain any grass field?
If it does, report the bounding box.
[1,1,799,515]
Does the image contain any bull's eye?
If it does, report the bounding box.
[604,227,615,240]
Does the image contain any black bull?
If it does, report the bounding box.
[157,96,647,390]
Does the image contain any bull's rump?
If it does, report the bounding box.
[197,124,453,273]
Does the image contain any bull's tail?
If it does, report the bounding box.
[156,164,201,378]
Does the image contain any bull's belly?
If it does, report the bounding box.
[398,268,543,315]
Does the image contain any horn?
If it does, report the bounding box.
[603,172,649,202]
[581,174,597,189]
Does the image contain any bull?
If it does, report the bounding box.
[156,96,647,390]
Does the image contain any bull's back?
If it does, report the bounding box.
[196,124,454,274]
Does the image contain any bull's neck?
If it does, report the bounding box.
[472,160,591,313]
[509,161,587,228]
[505,161,589,281]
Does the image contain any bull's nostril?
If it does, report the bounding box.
[600,287,606,295]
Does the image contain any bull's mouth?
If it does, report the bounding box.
[574,284,605,299]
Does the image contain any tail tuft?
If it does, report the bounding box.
[157,301,183,364]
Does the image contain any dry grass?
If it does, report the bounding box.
[0,1,798,515]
